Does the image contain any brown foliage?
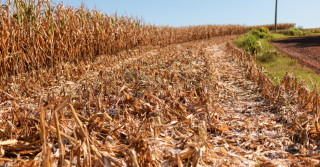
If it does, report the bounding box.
[0,1,307,166]
[0,36,237,166]
[0,0,293,79]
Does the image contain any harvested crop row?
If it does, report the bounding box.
[0,36,232,166]
[1,34,320,166]
[226,43,320,166]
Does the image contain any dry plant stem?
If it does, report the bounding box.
[90,144,107,166]
[0,89,16,101]
[53,108,65,166]
[68,104,88,139]
[69,104,91,166]
[0,139,18,146]
[69,147,74,167]
[51,96,71,166]
[129,149,140,167]
[177,154,183,167]
[192,147,201,167]
[0,158,13,162]
[101,152,123,167]
[39,102,49,166]
[86,133,91,166]
[47,126,76,145]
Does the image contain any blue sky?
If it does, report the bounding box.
[57,0,320,28]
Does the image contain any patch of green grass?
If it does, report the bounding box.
[256,50,277,63]
[257,39,320,90]
[270,28,320,40]
[276,27,303,36]
[304,29,320,36]
[261,54,320,90]
[269,33,290,40]
[235,28,320,91]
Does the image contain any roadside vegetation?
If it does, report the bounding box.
[234,26,320,90]
[272,27,320,39]
[277,27,303,36]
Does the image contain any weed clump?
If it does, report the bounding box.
[234,27,283,63]
[288,27,303,36]
[249,27,270,38]
[234,27,270,54]
[312,29,320,33]
[256,50,277,63]
[280,27,303,36]
[234,33,259,54]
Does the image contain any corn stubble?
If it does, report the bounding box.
[2,0,317,166]
[226,43,320,165]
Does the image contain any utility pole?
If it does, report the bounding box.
[275,0,278,32]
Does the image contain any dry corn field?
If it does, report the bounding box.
[2,0,320,166]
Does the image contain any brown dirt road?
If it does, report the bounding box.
[272,36,320,73]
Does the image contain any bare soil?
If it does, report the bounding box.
[272,36,320,73]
